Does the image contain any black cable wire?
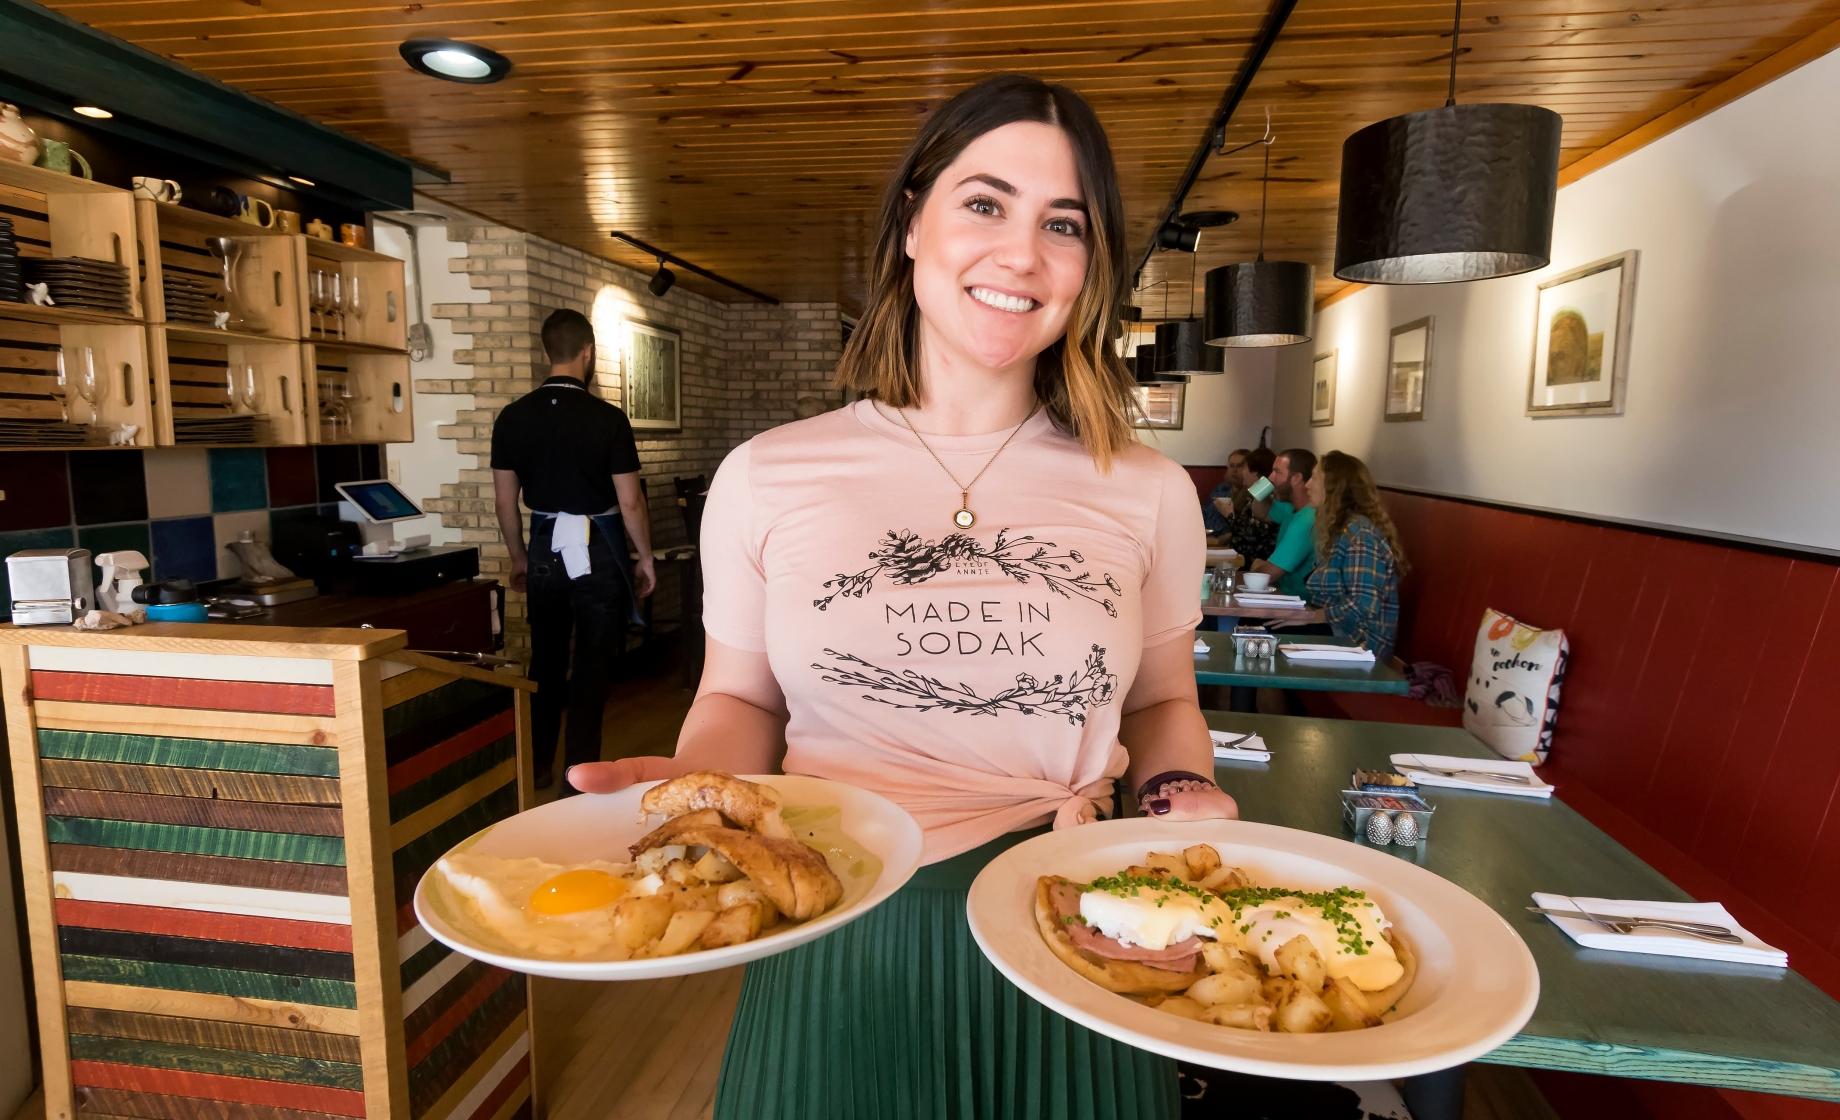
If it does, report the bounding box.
[1447,0,1463,107]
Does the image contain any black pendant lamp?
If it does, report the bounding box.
[1133,344,1186,386]
[1153,256,1226,375]
[1334,0,1562,284]
[1203,134,1314,347]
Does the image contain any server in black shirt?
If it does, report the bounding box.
[491,309,656,788]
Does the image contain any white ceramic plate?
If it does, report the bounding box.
[415,774,924,981]
[966,818,1538,1080]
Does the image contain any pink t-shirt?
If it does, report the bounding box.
[701,400,1204,862]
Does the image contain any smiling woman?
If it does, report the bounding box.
[568,73,1231,1120]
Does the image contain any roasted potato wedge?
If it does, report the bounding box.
[1186,969,1261,1008]
[1273,981,1334,1034]
[1273,934,1327,992]
[1157,996,1206,1021]
[1182,844,1222,882]
[649,908,717,957]
[1197,866,1252,892]
[700,902,768,949]
[1323,977,1384,1031]
[1144,852,1188,881]
[611,894,674,952]
[1201,1003,1273,1031]
[693,850,744,884]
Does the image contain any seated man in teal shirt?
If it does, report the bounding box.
[1251,449,1318,597]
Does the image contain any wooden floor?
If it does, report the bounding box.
[10,667,1563,1120]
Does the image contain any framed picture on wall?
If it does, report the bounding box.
[1310,351,1337,427]
[1130,383,1185,430]
[622,319,682,432]
[1384,317,1432,422]
[1527,250,1639,418]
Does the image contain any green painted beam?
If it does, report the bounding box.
[0,0,413,209]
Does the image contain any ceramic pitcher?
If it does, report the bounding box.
[0,103,38,165]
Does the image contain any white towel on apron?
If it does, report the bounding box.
[545,512,593,578]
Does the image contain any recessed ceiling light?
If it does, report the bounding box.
[72,106,112,120]
[400,38,512,84]
[288,175,316,187]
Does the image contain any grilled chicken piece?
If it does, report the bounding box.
[628,809,724,859]
[640,772,792,838]
[635,825,840,920]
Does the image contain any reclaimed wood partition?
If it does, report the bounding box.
[0,624,538,1120]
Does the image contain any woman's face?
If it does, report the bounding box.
[1306,467,1327,508]
[904,121,1092,375]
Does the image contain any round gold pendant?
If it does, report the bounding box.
[953,508,976,529]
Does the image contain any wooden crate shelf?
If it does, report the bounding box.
[306,342,412,445]
[0,161,143,321]
[0,316,155,449]
[301,238,406,351]
[150,326,308,447]
[139,199,302,342]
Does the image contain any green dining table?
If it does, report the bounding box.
[1203,710,1840,1115]
[1193,632,1410,694]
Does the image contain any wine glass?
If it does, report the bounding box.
[311,268,331,337]
[346,275,365,340]
[75,347,101,424]
[54,348,70,422]
[242,364,261,411]
[329,272,346,340]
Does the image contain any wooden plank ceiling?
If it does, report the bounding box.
[40,0,1840,306]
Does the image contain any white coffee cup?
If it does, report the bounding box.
[132,176,182,202]
[1239,571,1273,592]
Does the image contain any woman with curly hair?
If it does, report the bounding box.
[1305,450,1409,658]
[570,73,1237,1119]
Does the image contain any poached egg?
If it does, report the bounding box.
[1079,877,1403,992]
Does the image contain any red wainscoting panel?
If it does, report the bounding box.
[1307,490,1840,1120]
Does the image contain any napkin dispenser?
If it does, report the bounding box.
[8,547,95,625]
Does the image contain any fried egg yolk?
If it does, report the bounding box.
[529,868,628,916]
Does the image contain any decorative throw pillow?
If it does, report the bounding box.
[1462,608,1568,763]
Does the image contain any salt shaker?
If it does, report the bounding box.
[1364,811,1394,845]
[1392,812,1420,845]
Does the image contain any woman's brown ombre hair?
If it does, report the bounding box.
[835,73,1137,468]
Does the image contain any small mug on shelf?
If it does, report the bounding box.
[275,209,301,234]
[36,139,91,179]
[305,218,333,241]
[338,223,367,249]
[132,176,182,202]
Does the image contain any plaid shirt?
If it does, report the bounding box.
[1306,515,1400,658]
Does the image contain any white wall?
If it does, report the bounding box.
[1137,348,1278,465]
[1274,45,1840,553]
[376,216,478,546]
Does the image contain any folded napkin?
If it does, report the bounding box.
[1209,729,1271,762]
[1530,893,1788,966]
[1193,638,1212,656]
[1234,592,1305,606]
[1280,643,1375,663]
[1390,753,1555,798]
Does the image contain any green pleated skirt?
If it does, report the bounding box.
[715,830,1179,1120]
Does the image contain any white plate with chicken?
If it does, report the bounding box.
[965,818,1538,1080]
[415,772,924,980]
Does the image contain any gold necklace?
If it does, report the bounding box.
[889,401,1040,530]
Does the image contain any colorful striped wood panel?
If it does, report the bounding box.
[383,677,530,1120]
[27,653,367,1117]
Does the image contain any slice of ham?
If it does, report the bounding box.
[1050,879,1200,972]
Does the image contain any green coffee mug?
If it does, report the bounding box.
[36,139,91,179]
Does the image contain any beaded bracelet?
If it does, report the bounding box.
[1135,768,1218,812]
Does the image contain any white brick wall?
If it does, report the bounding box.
[423,222,844,655]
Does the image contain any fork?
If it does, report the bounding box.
[1403,763,1533,785]
[1529,903,1747,944]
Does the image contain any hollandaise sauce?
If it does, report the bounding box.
[784,805,882,904]
[1082,874,1402,991]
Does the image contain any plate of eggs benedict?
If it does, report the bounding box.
[416,772,923,980]
[966,819,1538,1079]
